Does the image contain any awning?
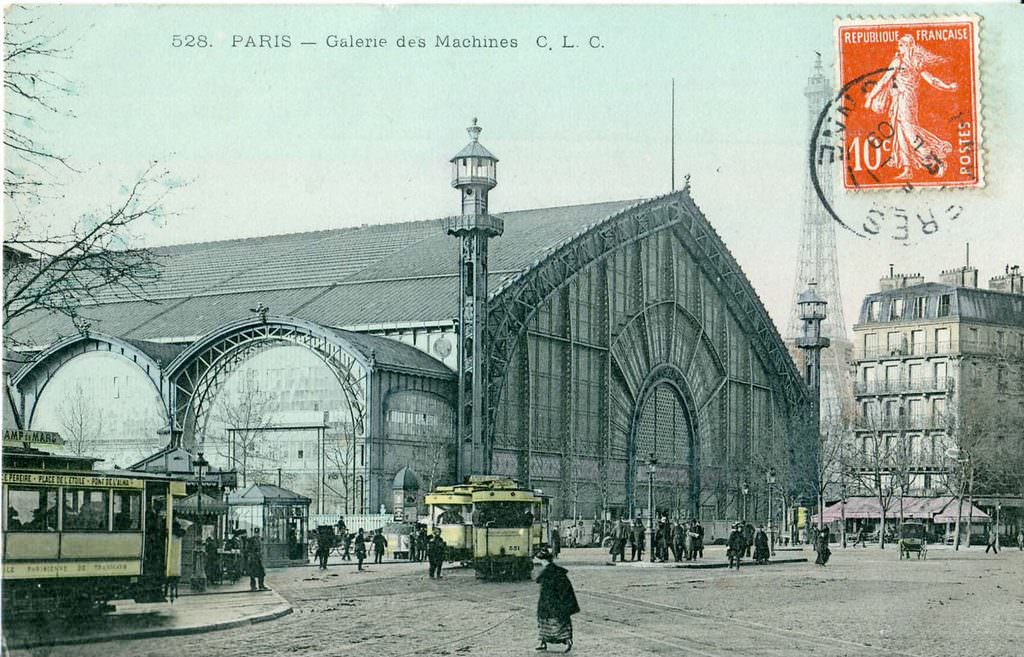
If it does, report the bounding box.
[820,496,991,524]
[175,493,229,517]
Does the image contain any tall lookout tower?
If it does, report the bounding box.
[445,119,503,480]
[787,55,854,443]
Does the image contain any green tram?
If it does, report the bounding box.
[2,437,188,617]
[426,477,549,580]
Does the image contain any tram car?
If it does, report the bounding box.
[2,435,188,617]
[424,484,474,562]
[425,477,550,580]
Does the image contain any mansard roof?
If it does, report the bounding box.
[856,282,1024,327]
[5,199,637,346]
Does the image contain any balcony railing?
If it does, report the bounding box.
[852,412,953,431]
[857,338,1024,361]
[854,377,954,395]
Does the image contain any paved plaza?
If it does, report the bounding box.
[5,545,1022,657]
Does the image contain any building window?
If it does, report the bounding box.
[908,363,922,386]
[864,333,878,356]
[937,294,951,317]
[935,327,950,353]
[297,449,304,459]
[887,332,903,354]
[890,299,905,320]
[910,330,925,355]
[934,361,947,385]
[867,300,881,322]
[913,297,926,319]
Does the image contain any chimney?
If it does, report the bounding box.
[940,266,979,288]
[988,265,1024,294]
[879,270,926,291]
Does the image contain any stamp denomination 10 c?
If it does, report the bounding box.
[836,16,982,191]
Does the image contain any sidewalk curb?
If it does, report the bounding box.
[4,598,293,650]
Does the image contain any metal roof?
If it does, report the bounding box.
[450,141,497,161]
[5,200,638,347]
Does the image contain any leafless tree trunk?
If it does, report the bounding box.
[58,382,104,456]
[211,376,273,488]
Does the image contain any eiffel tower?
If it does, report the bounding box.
[787,55,855,449]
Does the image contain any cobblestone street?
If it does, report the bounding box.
[8,546,1022,657]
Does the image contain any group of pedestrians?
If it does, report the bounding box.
[726,522,773,568]
[607,517,705,563]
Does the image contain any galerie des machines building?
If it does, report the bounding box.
[6,122,814,523]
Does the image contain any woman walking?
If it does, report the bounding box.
[535,549,580,652]
[815,526,832,566]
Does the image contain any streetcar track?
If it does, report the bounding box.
[579,589,927,657]
[576,615,723,657]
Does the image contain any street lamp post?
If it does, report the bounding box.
[190,451,210,592]
[766,469,776,556]
[647,455,657,563]
[741,481,750,523]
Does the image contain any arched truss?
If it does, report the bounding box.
[165,316,369,445]
[485,189,812,448]
[11,333,172,428]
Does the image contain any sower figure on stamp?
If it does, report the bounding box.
[535,549,580,653]
[864,34,957,181]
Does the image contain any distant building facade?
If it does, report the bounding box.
[850,264,1024,497]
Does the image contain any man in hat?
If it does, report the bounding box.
[727,522,744,570]
[427,527,446,579]
[672,520,686,562]
[245,527,267,591]
[630,518,646,562]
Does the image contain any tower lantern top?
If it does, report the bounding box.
[450,118,498,164]
[798,280,828,320]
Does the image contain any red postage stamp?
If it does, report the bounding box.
[836,16,982,190]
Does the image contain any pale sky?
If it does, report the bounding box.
[5,3,1023,337]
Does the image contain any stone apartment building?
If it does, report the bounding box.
[850,264,1024,498]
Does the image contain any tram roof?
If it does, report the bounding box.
[5,199,639,347]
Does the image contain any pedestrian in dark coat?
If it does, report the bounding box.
[656,518,670,562]
[342,531,352,560]
[315,530,331,570]
[672,521,686,562]
[246,528,267,590]
[427,528,446,578]
[727,523,744,569]
[743,522,755,558]
[535,549,580,652]
[814,526,831,566]
[693,520,705,558]
[609,520,627,562]
[753,525,770,564]
[354,529,367,571]
[985,529,999,554]
[630,519,645,561]
[372,529,388,563]
[551,527,562,558]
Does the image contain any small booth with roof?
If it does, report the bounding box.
[228,484,311,567]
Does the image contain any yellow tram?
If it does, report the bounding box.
[2,434,188,617]
[426,476,549,580]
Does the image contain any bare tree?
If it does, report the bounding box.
[4,11,180,349]
[57,382,104,456]
[210,375,274,488]
[849,413,902,549]
[323,402,366,515]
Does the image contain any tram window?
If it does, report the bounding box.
[63,489,110,531]
[112,490,142,530]
[475,502,532,528]
[6,487,58,531]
